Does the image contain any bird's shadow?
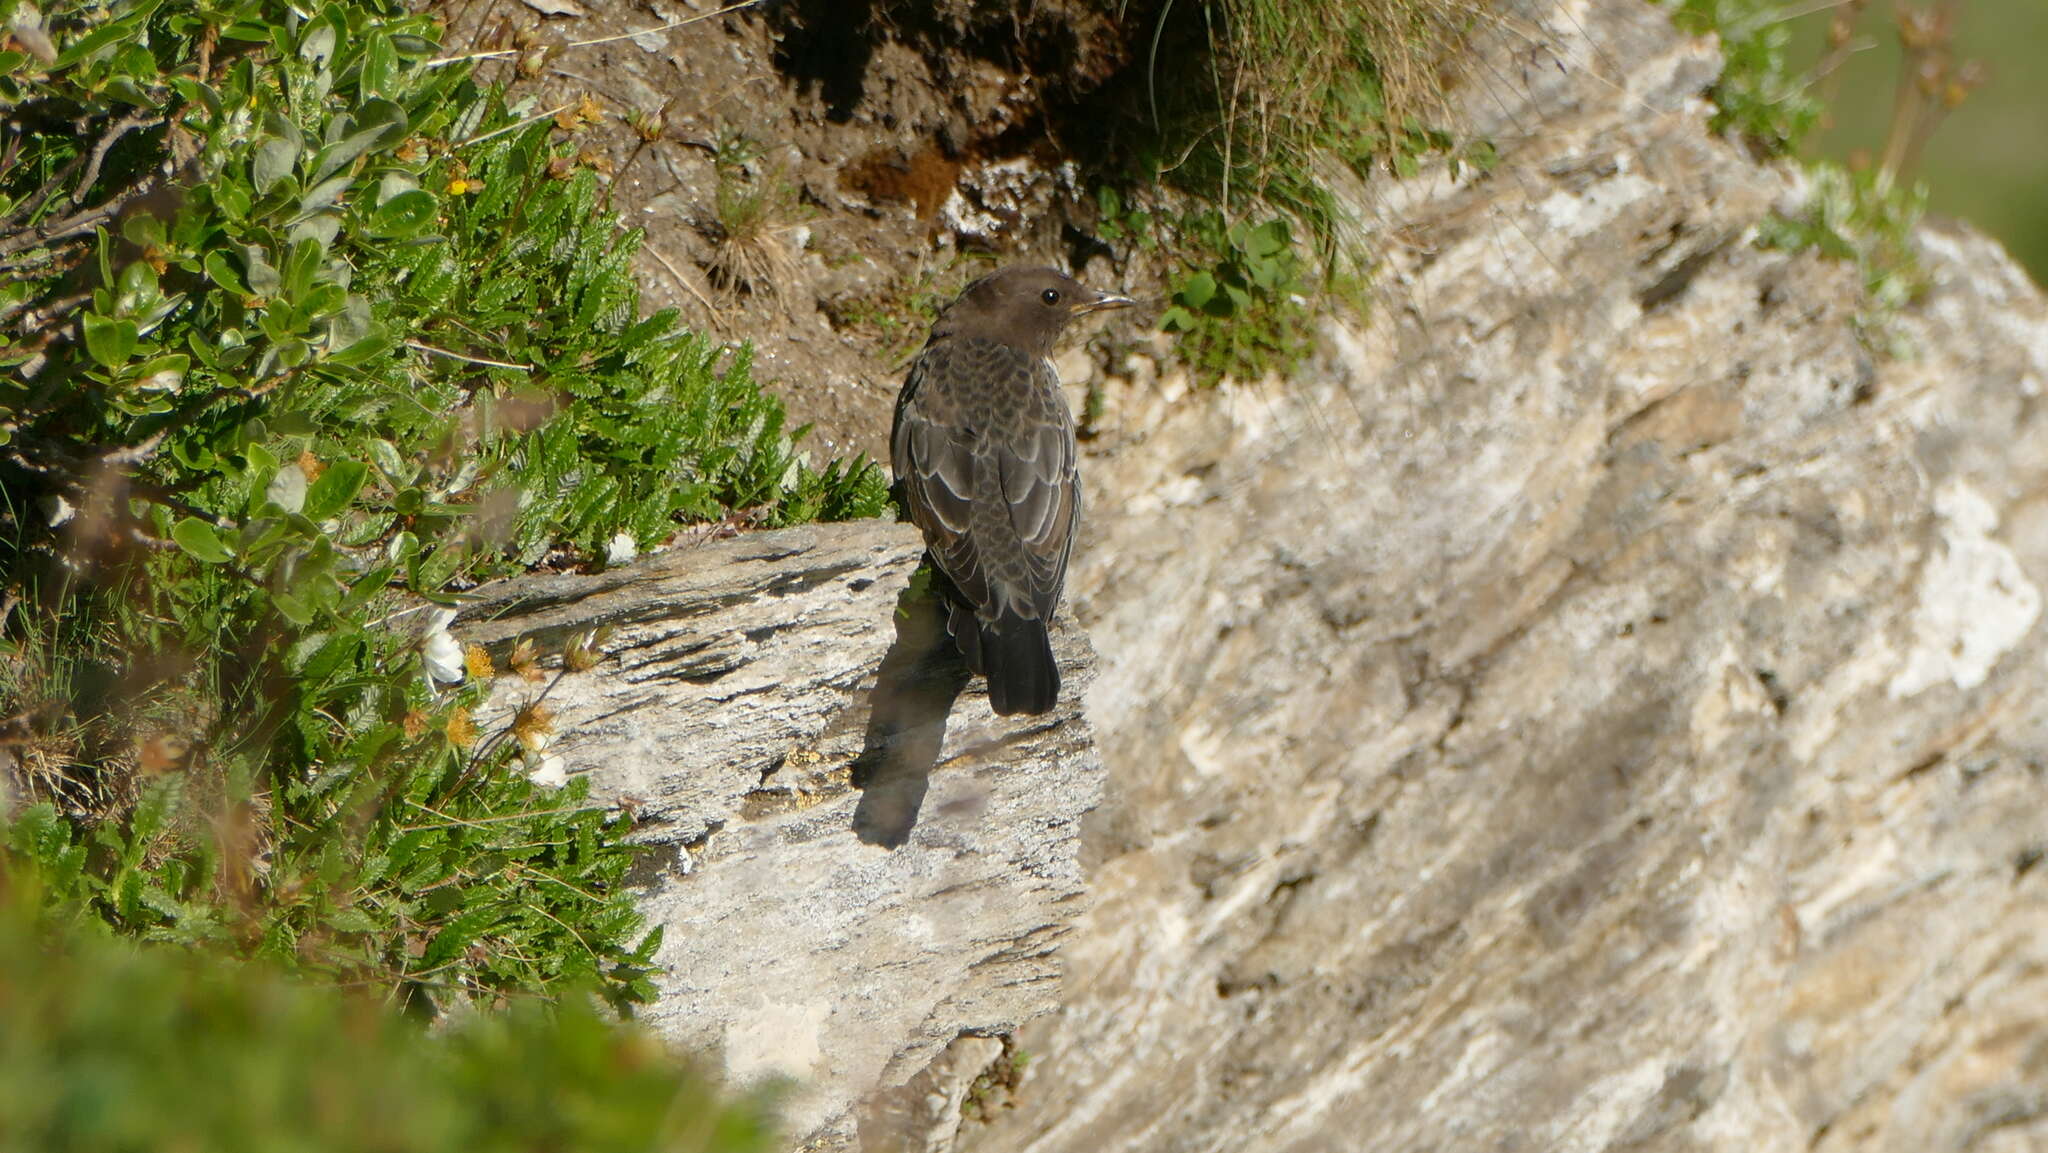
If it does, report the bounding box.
[852,566,971,848]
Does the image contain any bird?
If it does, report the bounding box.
[891,265,1134,716]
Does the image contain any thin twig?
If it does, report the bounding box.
[422,0,762,68]
[450,102,575,149]
[72,113,161,208]
[0,176,159,259]
[642,242,725,330]
[405,339,532,370]
[0,289,89,331]
[100,427,171,468]
[0,238,86,278]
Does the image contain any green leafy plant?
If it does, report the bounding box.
[1660,0,1824,154]
[1159,214,1315,387]
[1092,3,1493,389]
[0,0,882,1015]
[1095,185,1158,254]
[1758,160,1927,348]
[0,869,777,1152]
[1121,0,1472,236]
[1667,2,1983,349]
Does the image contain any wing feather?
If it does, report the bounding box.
[894,339,1079,625]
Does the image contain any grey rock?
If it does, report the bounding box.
[460,523,1102,1139]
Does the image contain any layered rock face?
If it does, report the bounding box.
[461,524,1102,1143]
[963,2,2048,1151]
[460,0,2048,1147]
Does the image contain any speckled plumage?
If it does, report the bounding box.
[891,266,1132,715]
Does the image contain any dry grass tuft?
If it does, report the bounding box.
[1125,0,1493,250]
[704,140,805,306]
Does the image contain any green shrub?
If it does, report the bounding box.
[1114,0,1473,234]
[0,0,881,1011]
[0,869,777,1152]
[1659,0,1823,154]
[1096,2,1490,386]
[1158,214,1315,388]
[1757,160,1927,349]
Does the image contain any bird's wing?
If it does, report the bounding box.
[894,340,993,612]
[994,356,1079,618]
[895,340,1079,624]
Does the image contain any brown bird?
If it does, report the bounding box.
[891,266,1134,715]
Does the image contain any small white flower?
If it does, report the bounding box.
[41,493,75,527]
[266,465,307,513]
[606,531,638,566]
[421,607,464,684]
[526,752,568,788]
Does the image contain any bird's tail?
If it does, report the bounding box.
[946,603,1059,716]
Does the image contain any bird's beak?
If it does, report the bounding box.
[1075,290,1137,315]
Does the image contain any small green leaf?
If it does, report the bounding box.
[299,173,353,213]
[361,33,398,96]
[204,250,250,295]
[300,20,336,62]
[131,353,190,390]
[172,517,233,563]
[270,589,314,625]
[324,294,375,355]
[369,189,438,238]
[213,181,251,220]
[82,313,138,367]
[243,246,282,296]
[253,137,298,194]
[325,907,382,934]
[1175,270,1217,310]
[311,100,409,183]
[303,460,369,521]
[169,76,222,116]
[53,20,134,69]
[297,282,347,322]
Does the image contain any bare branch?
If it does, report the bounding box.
[72,113,161,209]
[0,176,160,259]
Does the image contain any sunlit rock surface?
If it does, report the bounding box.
[461,523,1102,1143]
[963,1,2048,1151]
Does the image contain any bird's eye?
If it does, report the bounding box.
[1040,288,1061,306]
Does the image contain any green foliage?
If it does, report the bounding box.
[1095,185,1159,255]
[0,875,777,1152]
[1123,0,1472,237]
[1758,160,1928,348]
[1087,3,1495,388]
[1158,214,1315,388]
[1660,0,1823,154]
[0,0,880,1014]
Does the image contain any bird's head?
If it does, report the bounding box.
[933,265,1136,356]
